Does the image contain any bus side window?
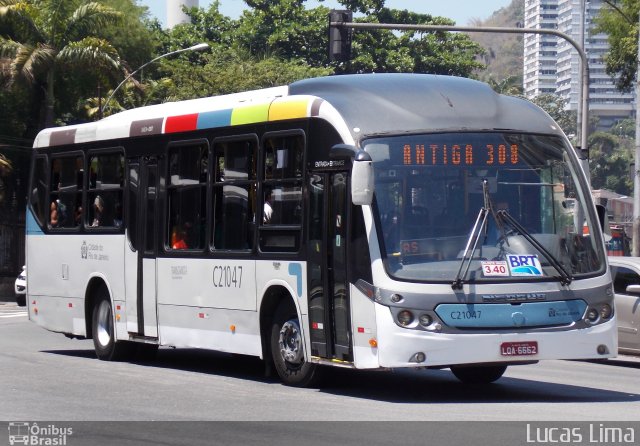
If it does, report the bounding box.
[167,142,208,250]
[211,138,256,251]
[259,132,304,252]
[49,155,83,229]
[87,151,124,229]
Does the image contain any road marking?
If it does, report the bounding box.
[0,311,28,318]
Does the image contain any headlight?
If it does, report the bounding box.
[418,314,432,327]
[600,304,612,320]
[397,310,414,326]
[586,308,599,322]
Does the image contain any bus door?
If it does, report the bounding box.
[307,171,353,362]
[125,157,159,338]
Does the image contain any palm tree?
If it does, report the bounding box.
[0,0,123,129]
[84,78,177,119]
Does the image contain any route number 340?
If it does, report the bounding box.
[482,261,509,277]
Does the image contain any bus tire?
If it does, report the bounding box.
[92,290,133,361]
[270,301,321,387]
[450,364,507,384]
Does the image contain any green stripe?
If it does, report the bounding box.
[230,103,270,126]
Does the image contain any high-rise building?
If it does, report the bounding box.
[523,0,635,130]
[523,0,558,97]
[166,0,199,29]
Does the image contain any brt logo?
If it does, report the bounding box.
[507,255,543,277]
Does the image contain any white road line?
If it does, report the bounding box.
[0,312,28,318]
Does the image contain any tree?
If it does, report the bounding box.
[235,0,484,75]
[589,131,633,195]
[595,0,639,92]
[528,94,577,137]
[486,75,523,96]
[0,0,123,130]
[163,46,333,100]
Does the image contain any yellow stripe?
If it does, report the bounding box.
[268,99,309,121]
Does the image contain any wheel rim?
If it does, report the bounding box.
[96,300,113,347]
[278,318,303,365]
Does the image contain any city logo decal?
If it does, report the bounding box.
[507,254,543,277]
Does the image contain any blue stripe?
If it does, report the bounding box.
[26,208,44,235]
[435,300,587,328]
[197,109,233,129]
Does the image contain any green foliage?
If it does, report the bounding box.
[0,0,124,132]
[528,94,577,137]
[589,131,633,195]
[329,4,485,75]
[595,0,639,92]
[163,47,332,100]
[485,75,523,95]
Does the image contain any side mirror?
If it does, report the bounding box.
[351,150,374,206]
[625,284,640,295]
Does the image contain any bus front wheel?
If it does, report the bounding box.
[92,290,133,361]
[270,301,321,387]
[450,364,507,384]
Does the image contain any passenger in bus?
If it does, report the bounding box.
[50,201,59,227]
[91,196,104,227]
[74,205,83,226]
[171,224,188,249]
[263,189,273,224]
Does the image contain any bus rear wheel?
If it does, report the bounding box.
[92,290,133,361]
[270,301,321,387]
[450,364,507,384]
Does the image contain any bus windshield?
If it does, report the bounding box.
[364,132,605,283]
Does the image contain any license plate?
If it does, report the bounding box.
[500,341,538,356]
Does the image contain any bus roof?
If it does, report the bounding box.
[34,73,563,149]
[289,73,563,140]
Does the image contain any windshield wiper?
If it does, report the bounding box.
[497,209,573,286]
[452,179,492,290]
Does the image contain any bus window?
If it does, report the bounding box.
[87,152,124,229]
[260,133,304,252]
[212,138,256,251]
[167,142,208,250]
[49,155,83,229]
[30,156,48,226]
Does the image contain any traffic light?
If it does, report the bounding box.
[328,10,353,62]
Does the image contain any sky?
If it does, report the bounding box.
[139,0,514,27]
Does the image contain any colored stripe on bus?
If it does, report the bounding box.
[165,113,199,133]
[230,103,270,126]
[197,109,233,130]
[268,99,309,122]
[130,118,163,137]
[26,208,44,235]
[49,129,77,146]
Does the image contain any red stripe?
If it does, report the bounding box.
[165,114,198,133]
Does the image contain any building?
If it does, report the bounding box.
[523,0,636,130]
[166,0,199,28]
[523,0,558,97]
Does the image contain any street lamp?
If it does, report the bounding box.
[100,42,210,117]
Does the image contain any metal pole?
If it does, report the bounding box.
[632,13,640,256]
[331,21,591,179]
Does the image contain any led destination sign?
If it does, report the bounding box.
[401,143,520,166]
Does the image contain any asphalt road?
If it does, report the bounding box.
[2,301,640,445]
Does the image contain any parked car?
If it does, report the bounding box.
[608,256,640,355]
[14,265,26,307]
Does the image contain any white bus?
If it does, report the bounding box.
[26,73,616,386]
